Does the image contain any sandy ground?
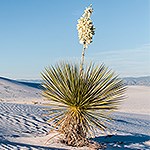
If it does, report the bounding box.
[0,80,150,149]
[118,86,150,115]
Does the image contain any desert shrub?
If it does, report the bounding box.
[41,62,125,146]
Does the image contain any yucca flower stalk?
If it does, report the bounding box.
[77,4,95,77]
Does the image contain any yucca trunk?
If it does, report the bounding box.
[61,119,88,146]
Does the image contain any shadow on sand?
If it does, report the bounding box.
[0,77,42,89]
[0,137,67,150]
[0,134,150,149]
[92,133,150,149]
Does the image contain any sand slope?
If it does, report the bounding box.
[0,77,43,104]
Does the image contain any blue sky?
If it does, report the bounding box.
[0,0,149,79]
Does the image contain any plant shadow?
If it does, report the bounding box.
[92,133,150,149]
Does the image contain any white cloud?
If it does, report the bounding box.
[87,44,150,77]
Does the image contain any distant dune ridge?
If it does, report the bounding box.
[123,76,150,86]
[18,76,150,86]
[0,77,42,89]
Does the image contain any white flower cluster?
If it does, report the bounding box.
[77,5,95,48]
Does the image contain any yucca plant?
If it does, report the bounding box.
[41,4,126,147]
[41,63,125,146]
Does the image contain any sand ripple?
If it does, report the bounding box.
[0,102,150,150]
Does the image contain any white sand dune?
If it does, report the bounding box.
[118,86,150,115]
[0,77,150,149]
[0,77,43,104]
